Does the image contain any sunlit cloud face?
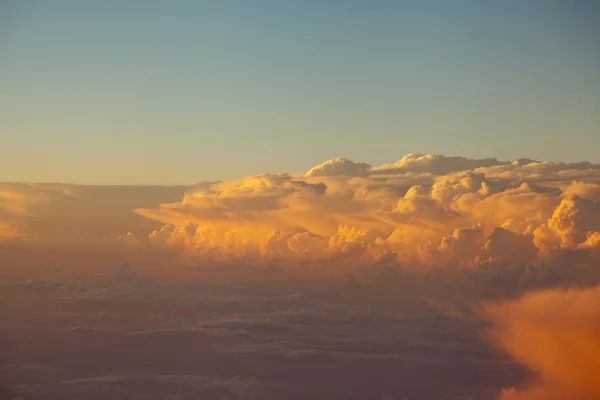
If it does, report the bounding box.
[3,154,600,274]
[132,154,600,268]
[481,286,600,400]
[0,221,19,238]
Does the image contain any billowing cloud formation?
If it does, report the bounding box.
[533,195,600,253]
[136,154,600,269]
[373,153,504,175]
[482,286,600,400]
[305,157,371,177]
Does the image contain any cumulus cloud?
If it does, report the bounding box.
[372,153,505,175]
[4,154,600,287]
[305,157,372,177]
[561,181,600,202]
[533,195,600,253]
[474,160,600,184]
[131,154,600,273]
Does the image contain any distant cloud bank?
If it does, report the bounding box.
[3,153,600,399]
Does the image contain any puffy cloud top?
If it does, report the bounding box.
[132,154,600,269]
[305,158,371,177]
[3,154,600,272]
[372,153,504,175]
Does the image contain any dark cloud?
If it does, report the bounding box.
[1,269,531,400]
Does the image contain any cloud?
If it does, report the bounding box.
[305,157,372,177]
[480,286,600,400]
[1,272,525,400]
[6,153,600,400]
[0,221,19,238]
[0,183,186,242]
[115,262,139,282]
[561,181,600,202]
[483,228,538,263]
[131,155,600,274]
[372,153,505,175]
[533,195,600,253]
[4,153,600,297]
[474,161,600,184]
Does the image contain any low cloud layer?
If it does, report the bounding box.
[0,267,524,400]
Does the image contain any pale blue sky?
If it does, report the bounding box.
[1,0,599,184]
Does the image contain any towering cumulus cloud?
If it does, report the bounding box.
[134,154,600,270]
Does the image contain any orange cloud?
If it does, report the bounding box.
[0,221,20,238]
[481,286,600,400]
[0,183,185,242]
[305,157,371,177]
[3,154,600,274]
[134,155,600,267]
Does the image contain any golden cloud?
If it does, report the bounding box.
[482,286,600,400]
[133,155,600,268]
[3,154,600,273]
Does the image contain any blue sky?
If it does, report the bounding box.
[1,0,599,184]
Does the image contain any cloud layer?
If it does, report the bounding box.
[3,153,600,399]
[1,266,525,400]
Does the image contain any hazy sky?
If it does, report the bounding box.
[1,0,599,184]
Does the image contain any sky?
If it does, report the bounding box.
[2,3,600,394]
[1,0,599,184]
